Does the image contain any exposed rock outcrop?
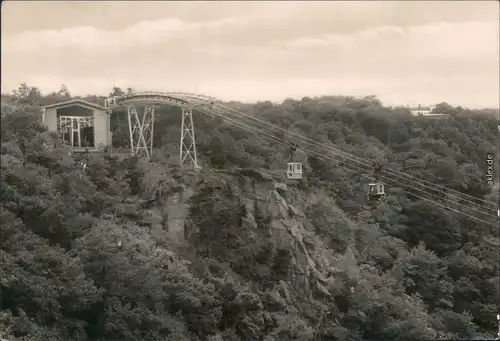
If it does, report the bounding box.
[137,164,346,297]
[188,168,339,297]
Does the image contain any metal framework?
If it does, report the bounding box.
[57,116,94,148]
[127,105,155,158]
[180,107,199,168]
[105,91,216,168]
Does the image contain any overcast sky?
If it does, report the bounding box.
[2,1,499,107]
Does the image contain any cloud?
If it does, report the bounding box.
[3,17,243,52]
[1,8,499,108]
[284,21,498,60]
[275,21,499,84]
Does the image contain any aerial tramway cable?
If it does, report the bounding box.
[211,103,498,210]
[206,104,497,218]
[211,103,498,212]
[200,106,498,226]
[197,107,498,227]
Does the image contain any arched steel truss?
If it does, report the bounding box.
[105,92,218,168]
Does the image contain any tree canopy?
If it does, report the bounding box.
[1,84,499,341]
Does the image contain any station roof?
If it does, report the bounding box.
[41,99,107,111]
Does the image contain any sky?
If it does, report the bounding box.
[2,1,499,108]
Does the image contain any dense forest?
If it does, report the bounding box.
[1,83,499,341]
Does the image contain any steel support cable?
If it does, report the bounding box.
[203,107,383,177]
[200,107,498,227]
[213,104,497,209]
[214,103,498,211]
[213,103,498,210]
[209,105,497,217]
[204,106,494,218]
[381,165,496,210]
[199,107,498,225]
[374,177,498,227]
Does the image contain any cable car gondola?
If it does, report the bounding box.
[367,183,385,202]
[287,162,302,179]
[367,163,385,202]
[287,143,303,179]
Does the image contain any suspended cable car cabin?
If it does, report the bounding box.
[286,143,303,179]
[367,183,385,202]
[287,162,303,179]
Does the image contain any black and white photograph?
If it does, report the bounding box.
[1,1,499,340]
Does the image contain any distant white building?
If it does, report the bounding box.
[409,105,436,116]
[408,105,449,118]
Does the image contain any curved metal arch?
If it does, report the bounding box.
[105,91,217,168]
[164,92,218,102]
[104,91,217,109]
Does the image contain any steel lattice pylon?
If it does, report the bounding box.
[127,104,155,158]
[180,106,199,168]
[105,92,207,168]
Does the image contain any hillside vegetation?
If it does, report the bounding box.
[1,84,499,341]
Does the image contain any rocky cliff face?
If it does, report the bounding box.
[183,168,348,298]
[136,162,355,298]
[133,161,197,243]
